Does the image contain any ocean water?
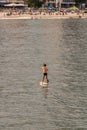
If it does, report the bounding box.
[0,19,87,130]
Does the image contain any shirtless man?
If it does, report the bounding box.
[42,64,49,83]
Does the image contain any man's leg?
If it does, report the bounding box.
[46,74,49,83]
[42,74,45,82]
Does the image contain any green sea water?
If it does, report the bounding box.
[0,19,87,130]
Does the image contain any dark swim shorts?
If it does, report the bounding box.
[43,73,47,76]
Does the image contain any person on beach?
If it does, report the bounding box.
[42,64,49,83]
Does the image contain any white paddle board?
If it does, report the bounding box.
[40,81,48,87]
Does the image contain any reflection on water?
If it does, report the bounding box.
[0,19,87,130]
[41,86,48,99]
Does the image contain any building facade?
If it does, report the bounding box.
[62,0,75,8]
[44,0,75,7]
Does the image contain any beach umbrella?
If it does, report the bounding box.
[4,3,24,7]
[70,6,79,11]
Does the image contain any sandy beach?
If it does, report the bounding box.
[0,11,87,19]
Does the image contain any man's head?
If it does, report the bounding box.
[43,64,46,66]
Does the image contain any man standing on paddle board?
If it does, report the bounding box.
[42,64,49,83]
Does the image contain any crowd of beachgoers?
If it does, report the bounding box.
[0,7,87,19]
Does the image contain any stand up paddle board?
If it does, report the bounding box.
[40,81,48,87]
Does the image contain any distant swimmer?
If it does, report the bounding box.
[42,64,49,83]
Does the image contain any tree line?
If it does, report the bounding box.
[25,0,87,7]
[25,0,43,7]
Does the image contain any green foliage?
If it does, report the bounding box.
[75,0,87,3]
[25,0,43,7]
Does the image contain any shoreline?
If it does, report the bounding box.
[0,13,87,20]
